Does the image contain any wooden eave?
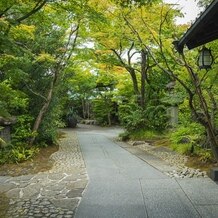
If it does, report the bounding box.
[175,0,218,53]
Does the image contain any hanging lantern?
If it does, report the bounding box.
[197,47,214,70]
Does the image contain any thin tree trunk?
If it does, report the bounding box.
[87,100,90,119]
[111,48,140,98]
[185,65,218,161]
[207,87,217,128]
[140,48,147,108]
[82,99,86,118]
[29,76,55,146]
[108,112,111,126]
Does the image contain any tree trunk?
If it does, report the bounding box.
[82,99,86,118]
[87,100,90,119]
[194,80,218,160]
[140,49,147,108]
[127,67,140,97]
[207,87,217,128]
[186,66,218,161]
[107,112,111,126]
[29,76,55,146]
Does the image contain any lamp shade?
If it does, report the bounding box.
[197,47,213,70]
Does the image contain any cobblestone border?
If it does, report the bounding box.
[131,141,208,179]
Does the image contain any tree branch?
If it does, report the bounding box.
[24,83,47,101]
[16,0,47,23]
[127,42,134,65]
[0,6,12,17]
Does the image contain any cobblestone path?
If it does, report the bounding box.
[0,129,88,218]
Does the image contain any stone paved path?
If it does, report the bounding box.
[1,125,218,218]
[0,129,88,218]
[75,126,218,218]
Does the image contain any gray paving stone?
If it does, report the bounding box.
[66,180,87,189]
[22,186,39,198]
[196,205,218,218]
[62,174,80,181]
[142,186,200,218]
[32,173,49,181]
[0,176,11,183]
[6,188,20,198]
[66,188,83,198]
[51,198,79,210]
[0,183,17,193]
[64,215,74,218]
[48,173,66,181]
[140,178,180,190]
[45,184,66,192]
[177,178,218,205]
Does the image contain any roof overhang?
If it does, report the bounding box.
[174,0,218,53]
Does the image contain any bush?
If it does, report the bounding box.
[144,105,169,131]
[119,103,168,132]
[169,122,206,156]
[0,145,39,164]
[10,146,39,163]
[119,129,160,141]
[11,115,36,145]
[194,146,213,162]
[129,129,159,140]
[93,96,116,126]
[170,123,204,145]
[171,143,193,155]
[119,103,146,131]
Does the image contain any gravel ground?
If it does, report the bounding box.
[128,141,208,179]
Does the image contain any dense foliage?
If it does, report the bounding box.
[0,0,217,163]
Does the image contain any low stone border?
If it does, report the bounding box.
[128,140,208,179]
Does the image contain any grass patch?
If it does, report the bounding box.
[171,143,193,155]
[119,129,163,141]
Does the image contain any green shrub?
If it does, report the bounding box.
[194,146,213,162]
[119,129,160,141]
[10,146,39,163]
[93,96,116,126]
[119,103,168,132]
[144,105,169,131]
[11,115,36,145]
[0,145,39,164]
[169,122,207,156]
[129,129,159,140]
[171,143,193,155]
[118,103,146,131]
[170,123,204,145]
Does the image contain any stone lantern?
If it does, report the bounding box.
[0,116,16,146]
